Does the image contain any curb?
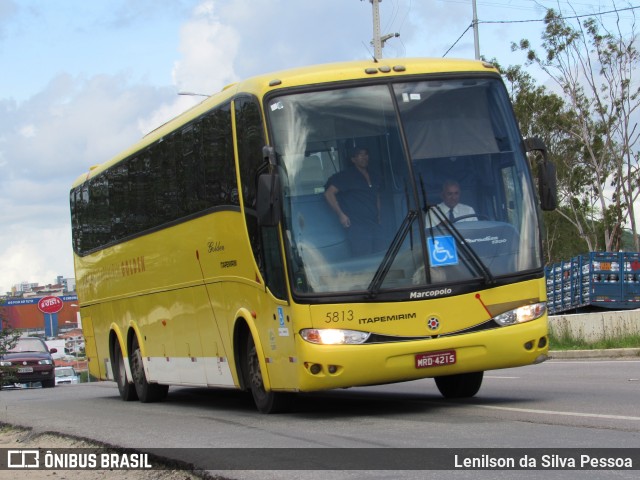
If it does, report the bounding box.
[549,348,640,360]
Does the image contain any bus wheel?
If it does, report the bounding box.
[434,371,484,398]
[113,340,138,401]
[245,334,293,414]
[130,337,168,403]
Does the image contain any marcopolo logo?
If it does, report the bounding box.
[37,296,64,314]
[409,288,453,299]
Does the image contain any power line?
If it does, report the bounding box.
[442,23,474,57]
[441,4,640,57]
[479,4,640,25]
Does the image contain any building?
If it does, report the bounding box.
[1,277,79,337]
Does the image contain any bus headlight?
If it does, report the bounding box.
[493,302,547,326]
[300,329,371,345]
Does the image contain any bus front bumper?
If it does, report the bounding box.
[292,317,548,392]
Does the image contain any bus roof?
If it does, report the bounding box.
[70,57,498,188]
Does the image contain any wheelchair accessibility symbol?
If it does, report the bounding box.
[427,236,458,267]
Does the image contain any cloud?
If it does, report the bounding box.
[172,0,240,95]
[0,1,237,293]
[217,0,372,74]
[0,73,176,292]
[0,226,72,292]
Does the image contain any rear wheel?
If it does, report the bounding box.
[113,340,138,401]
[130,337,168,403]
[434,371,484,398]
[245,334,293,413]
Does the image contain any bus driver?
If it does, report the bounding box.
[426,180,476,226]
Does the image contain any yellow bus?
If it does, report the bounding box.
[70,58,556,413]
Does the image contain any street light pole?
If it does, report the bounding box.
[177,92,209,97]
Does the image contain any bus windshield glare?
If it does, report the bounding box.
[267,77,541,296]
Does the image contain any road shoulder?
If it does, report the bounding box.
[0,425,209,480]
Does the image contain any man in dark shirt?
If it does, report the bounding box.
[324,147,383,255]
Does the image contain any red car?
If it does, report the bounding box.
[1,337,57,388]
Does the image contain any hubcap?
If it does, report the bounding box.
[131,348,144,385]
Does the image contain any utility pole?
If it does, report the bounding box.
[365,0,399,60]
[472,0,480,59]
[371,0,383,59]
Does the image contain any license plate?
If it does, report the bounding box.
[17,367,33,373]
[415,350,456,369]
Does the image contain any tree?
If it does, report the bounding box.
[514,4,640,251]
[498,62,594,261]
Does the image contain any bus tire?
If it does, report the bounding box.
[113,339,138,401]
[434,371,483,398]
[245,334,294,414]
[130,337,168,403]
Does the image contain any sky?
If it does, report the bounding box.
[0,0,635,294]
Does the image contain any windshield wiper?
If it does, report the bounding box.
[367,209,419,297]
[424,205,495,284]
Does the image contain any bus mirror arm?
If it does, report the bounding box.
[525,137,557,212]
[256,146,283,226]
[263,145,277,167]
[257,173,282,227]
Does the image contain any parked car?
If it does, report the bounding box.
[55,366,79,385]
[0,337,56,388]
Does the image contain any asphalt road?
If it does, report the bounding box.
[1,358,639,480]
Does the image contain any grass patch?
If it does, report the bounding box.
[549,330,640,350]
[78,371,98,383]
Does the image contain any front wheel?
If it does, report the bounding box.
[245,334,294,414]
[130,337,168,403]
[434,371,483,398]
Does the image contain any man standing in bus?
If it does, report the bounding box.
[324,146,383,255]
[426,180,476,226]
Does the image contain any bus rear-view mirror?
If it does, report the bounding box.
[525,137,557,211]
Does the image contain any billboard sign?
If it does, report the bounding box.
[37,296,64,314]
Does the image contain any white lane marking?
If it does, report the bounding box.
[484,376,519,379]
[548,360,640,364]
[476,405,640,421]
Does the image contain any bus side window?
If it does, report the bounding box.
[235,96,287,300]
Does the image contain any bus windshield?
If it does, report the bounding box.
[267,77,541,296]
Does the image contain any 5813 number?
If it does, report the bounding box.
[325,310,354,323]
